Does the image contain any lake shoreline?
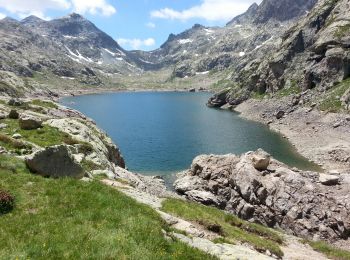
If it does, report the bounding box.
[234,97,350,173]
[49,87,212,102]
[61,91,322,176]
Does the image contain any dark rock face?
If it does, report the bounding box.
[208,0,350,110]
[26,145,85,179]
[107,144,126,169]
[207,89,230,107]
[227,3,259,25]
[8,110,19,119]
[263,0,350,94]
[174,150,350,241]
[172,64,194,79]
[254,0,317,24]
[228,0,317,25]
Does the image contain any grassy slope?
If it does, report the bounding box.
[0,155,216,259]
[319,78,350,112]
[304,240,350,260]
[162,198,284,258]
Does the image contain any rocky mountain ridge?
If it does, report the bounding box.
[0,13,147,97]
[0,0,320,97]
[133,0,317,78]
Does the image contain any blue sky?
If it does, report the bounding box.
[0,0,261,51]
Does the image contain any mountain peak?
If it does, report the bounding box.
[227,2,259,25]
[67,13,85,20]
[1,17,19,24]
[253,0,317,24]
[192,24,204,30]
[21,15,44,25]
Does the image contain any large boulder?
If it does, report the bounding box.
[46,118,125,170]
[25,145,85,179]
[174,150,350,241]
[7,98,23,107]
[250,149,271,171]
[8,110,19,119]
[319,173,339,186]
[19,116,42,130]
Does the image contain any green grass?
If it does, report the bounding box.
[251,91,270,100]
[81,158,101,172]
[162,198,284,258]
[335,23,350,39]
[303,240,350,260]
[252,80,300,100]
[0,155,217,259]
[319,78,350,112]
[0,118,78,148]
[276,80,301,97]
[31,99,58,109]
[211,79,236,89]
[0,133,31,154]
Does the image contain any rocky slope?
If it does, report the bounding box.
[174,149,350,243]
[20,13,141,72]
[209,0,350,112]
[0,14,146,97]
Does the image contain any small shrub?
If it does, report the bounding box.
[0,190,15,214]
[81,159,101,172]
[77,142,94,155]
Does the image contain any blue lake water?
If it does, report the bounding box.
[61,92,319,181]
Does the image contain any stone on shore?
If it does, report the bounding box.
[276,110,285,119]
[319,173,339,186]
[25,145,85,179]
[251,149,271,171]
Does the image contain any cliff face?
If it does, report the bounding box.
[253,0,318,24]
[212,0,350,112]
[258,0,350,94]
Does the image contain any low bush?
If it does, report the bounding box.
[0,190,14,214]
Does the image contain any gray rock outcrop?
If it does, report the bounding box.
[174,150,350,241]
[25,145,85,178]
[19,116,42,130]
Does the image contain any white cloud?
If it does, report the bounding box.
[71,0,116,17]
[0,0,70,19]
[146,22,156,28]
[0,12,6,19]
[151,0,262,22]
[117,38,156,50]
[0,0,116,19]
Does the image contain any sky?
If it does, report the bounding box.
[0,0,262,51]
